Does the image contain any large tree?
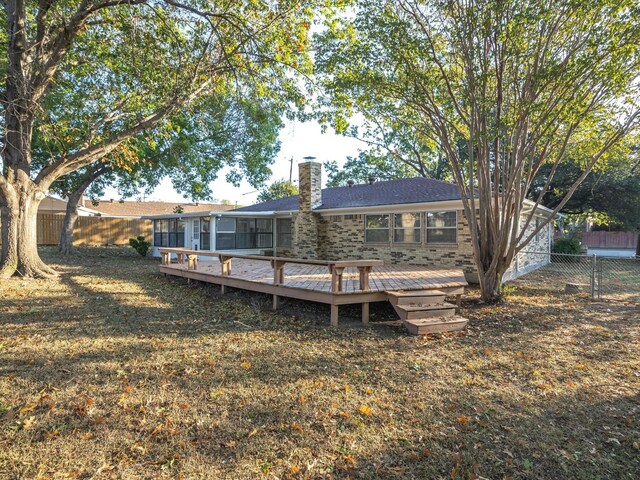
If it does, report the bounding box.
[41,93,284,253]
[0,0,313,277]
[316,0,640,301]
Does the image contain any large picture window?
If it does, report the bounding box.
[426,211,457,244]
[215,217,273,250]
[394,213,421,243]
[154,218,185,247]
[365,214,390,243]
[276,218,292,247]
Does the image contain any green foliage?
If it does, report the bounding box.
[314,0,640,301]
[325,149,446,187]
[129,236,151,257]
[531,140,640,231]
[552,237,583,255]
[257,180,299,203]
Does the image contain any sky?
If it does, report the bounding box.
[103,119,364,207]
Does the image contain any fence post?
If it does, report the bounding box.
[590,254,597,300]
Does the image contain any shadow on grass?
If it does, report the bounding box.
[1,247,638,479]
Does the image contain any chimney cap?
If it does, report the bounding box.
[302,156,317,161]
[347,180,355,187]
[368,176,376,184]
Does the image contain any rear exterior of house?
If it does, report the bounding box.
[149,161,554,282]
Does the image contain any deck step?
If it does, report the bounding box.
[404,315,469,335]
[392,302,456,321]
[386,289,447,297]
[387,289,448,306]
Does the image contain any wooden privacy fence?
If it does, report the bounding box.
[0,214,152,246]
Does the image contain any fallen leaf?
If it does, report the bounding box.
[358,405,372,417]
[456,415,469,424]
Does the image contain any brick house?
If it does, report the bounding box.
[149,161,554,282]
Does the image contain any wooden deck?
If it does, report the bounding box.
[159,252,467,327]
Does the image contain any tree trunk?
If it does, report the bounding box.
[58,167,109,254]
[478,269,504,303]
[0,186,56,278]
[59,193,81,255]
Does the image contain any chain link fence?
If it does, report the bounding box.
[513,251,639,303]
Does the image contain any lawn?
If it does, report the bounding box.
[1,248,638,479]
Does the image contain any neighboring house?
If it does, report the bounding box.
[583,231,639,257]
[38,196,235,219]
[38,196,101,216]
[88,199,236,218]
[148,161,555,282]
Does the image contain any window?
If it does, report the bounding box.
[216,217,236,250]
[192,219,200,241]
[215,217,273,250]
[426,211,457,244]
[394,213,421,243]
[201,217,210,250]
[276,218,292,247]
[365,214,390,243]
[153,218,184,247]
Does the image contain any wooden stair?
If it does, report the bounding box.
[387,289,468,335]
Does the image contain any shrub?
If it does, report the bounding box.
[129,236,151,257]
[552,236,582,255]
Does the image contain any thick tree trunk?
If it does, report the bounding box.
[59,194,81,255]
[0,185,56,278]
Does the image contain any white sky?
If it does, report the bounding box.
[103,119,364,207]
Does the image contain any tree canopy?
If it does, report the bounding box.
[257,179,299,203]
[1,0,318,277]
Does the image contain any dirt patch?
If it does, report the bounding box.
[1,247,638,479]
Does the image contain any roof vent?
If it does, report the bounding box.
[368,176,376,185]
[110,198,114,203]
[347,180,355,188]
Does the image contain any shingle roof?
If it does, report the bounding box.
[89,200,236,217]
[234,177,462,212]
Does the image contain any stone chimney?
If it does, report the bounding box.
[298,161,322,212]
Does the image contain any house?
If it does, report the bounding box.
[87,199,236,218]
[148,161,555,282]
[38,196,101,216]
[38,196,236,219]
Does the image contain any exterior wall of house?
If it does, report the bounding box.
[282,208,478,279]
[503,217,551,282]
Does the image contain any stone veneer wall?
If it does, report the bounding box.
[282,201,551,282]
[503,216,551,281]
[293,162,323,259]
[316,210,477,274]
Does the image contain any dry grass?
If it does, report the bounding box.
[1,247,638,480]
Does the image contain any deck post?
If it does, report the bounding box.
[221,284,227,295]
[271,260,286,285]
[220,256,232,276]
[361,302,369,324]
[456,294,462,314]
[358,266,371,291]
[330,266,345,292]
[272,294,280,310]
[330,304,339,326]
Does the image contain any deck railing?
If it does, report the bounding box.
[158,248,384,294]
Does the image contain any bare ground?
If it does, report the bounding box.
[0,247,638,480]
